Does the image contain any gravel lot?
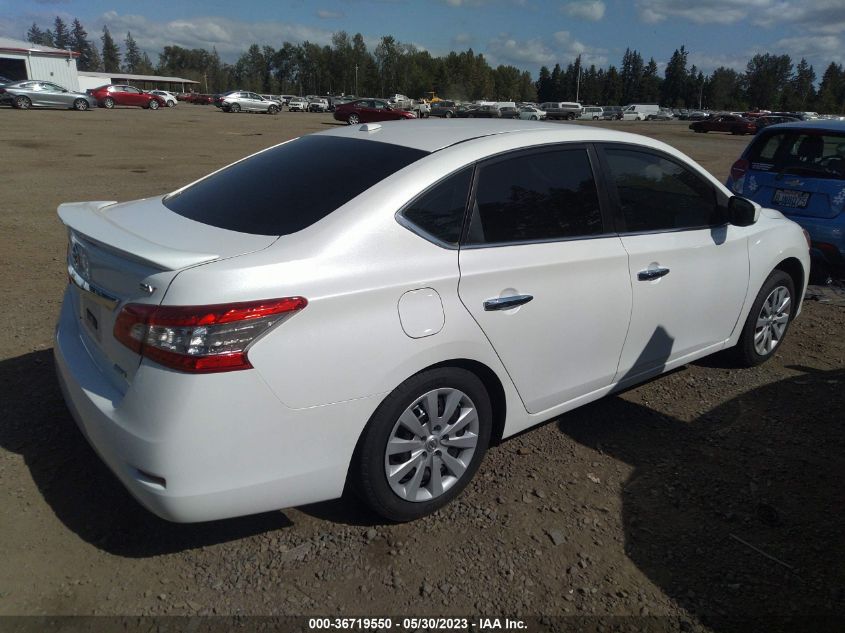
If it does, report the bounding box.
[1,106,843,631]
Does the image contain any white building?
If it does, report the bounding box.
[77,71,199,93]
[0,36,80,90]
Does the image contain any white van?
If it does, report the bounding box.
[578,106,603,120]
[622,103,660,120]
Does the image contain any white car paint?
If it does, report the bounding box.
[54,120,810,522]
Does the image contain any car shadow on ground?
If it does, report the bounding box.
[0,349,291,558]
[556,361,845,631]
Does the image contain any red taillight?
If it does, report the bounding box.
[730,158,749,182]
[113,297,307,373]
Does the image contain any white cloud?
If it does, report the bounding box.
[562,1,606,21]
[754,0,845,35]
[486,31,607,69]
[773,35,844,65]
[91,11,335,59]
[636,0,773,25]
[316,9,346,19]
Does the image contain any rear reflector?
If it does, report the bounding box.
[730,158,749,182]
[114,297,306,373]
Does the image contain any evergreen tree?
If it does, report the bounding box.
[123,32,142,73]
[603,65,622,104]
[745,53,792,110]
[70,19,99,71]
[53,16,70,50]
[640,58,661,102]
[536,65,553,102]
[787,58,816,111]
[662,46,688,107]
[816,63,844,114]
[101,26,121,73]
[550,63,562,101]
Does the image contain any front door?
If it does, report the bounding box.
[596,145,751,386]
[457,145,632,414]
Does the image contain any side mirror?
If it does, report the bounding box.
[728,196,759,227]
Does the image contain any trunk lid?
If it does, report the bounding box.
[58,198,277,391]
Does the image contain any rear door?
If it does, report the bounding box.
[458,145,632,414]
[595,144,750,385]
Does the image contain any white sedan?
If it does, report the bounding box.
[54,120,809,523]
[518,106,547,120]
[148,90,177,107]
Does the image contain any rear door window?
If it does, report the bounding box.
[164,135,428,236]
[399,168,472,246]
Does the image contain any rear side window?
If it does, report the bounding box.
[400,168,472,246]
[466,148,603,245]
[604,148,719,232]
[164,136,428,236]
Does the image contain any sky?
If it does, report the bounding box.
[2,0,844,77]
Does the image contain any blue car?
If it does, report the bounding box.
[727,120,845,278]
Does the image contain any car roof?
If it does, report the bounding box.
[315,119,682,153]
[761,120,845,133]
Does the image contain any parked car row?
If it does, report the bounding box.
[0,80,178,111]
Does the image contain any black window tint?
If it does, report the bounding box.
[467,149,603,245]
[163,136,428,236]
[401,168,472,246]
[604,148,718,232]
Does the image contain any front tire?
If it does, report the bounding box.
[267,104,279,114]
[730,270,795,367]
[352,367,492,522]
[73,99,89,111]
[148,100,160,110]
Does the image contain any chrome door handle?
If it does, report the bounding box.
[483,295,534,311]
[637,267,670,281]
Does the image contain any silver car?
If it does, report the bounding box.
[1,80,97,111]
[221,91,281,114]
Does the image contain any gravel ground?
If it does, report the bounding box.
[0,106,843,632]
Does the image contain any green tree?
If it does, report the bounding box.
[101,26,121,73]
[745,53,792,110]
[70,19,100,71]
[123,32,142,73]
[640,58,661,102]
[662,46,688,107]
[705,67,744,111]
[602,65,622,104]
[26,23,53,47]
[53,16,70,50]
[536,65,553,102]
[816,63,844,114]
[785,58,816,111]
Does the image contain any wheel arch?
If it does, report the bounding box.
[774,257,805,316]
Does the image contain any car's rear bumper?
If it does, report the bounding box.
[54,289,380,522]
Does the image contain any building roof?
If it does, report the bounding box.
[78,71,199,84]
[0,36,79,57]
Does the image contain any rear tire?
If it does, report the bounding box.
[347,113,360,125]
[103,97,114,109]
[230,103,240,113]
[14,96,32,109]
[729,270,795,367]
[352,367,492,522]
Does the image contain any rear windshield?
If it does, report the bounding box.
[163,135,428,235]
[749,130,845,180]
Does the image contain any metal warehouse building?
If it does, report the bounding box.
[77,71,199,93]
[0,36,80,90]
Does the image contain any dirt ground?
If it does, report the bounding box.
[0,106,843,632]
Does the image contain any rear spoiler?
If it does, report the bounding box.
[58,201,219,271]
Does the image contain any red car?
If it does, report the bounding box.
[186,93,214,105]
[333,99,416,125]
[88,84,166,110]
[689,114,756,135]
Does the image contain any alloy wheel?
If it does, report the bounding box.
[754,285,791,356]
[384,388,480,503]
